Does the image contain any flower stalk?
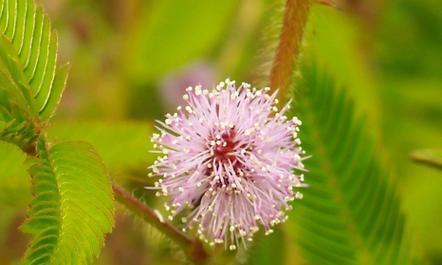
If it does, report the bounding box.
[112,183,209,264]
[269,0,311,102]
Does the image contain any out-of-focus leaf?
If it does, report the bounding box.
[288,64,413,265]
[47,121,154,175]
[380,76,442,256]
[125,0,237,82]
[374,0,442,256]
[0,140,30,208]
[22,140,114,265]
[245,228,285,265]
[376,0,442,78]
[303,6,381,128]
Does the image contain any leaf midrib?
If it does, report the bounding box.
[42,143,63,265]
[301,93,376,265]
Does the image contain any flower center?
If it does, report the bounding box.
[213,128,238,163]
[206,127,253,183]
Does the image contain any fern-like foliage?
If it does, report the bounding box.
[289,64,411,265]
[0,36,37,146]
[0,2,116,264]
[0,90,37,147]
[0,0,68,122]
[22,140,114,265]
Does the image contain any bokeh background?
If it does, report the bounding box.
[0,0,441,264]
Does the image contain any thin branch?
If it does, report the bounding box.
[269,0,311,103]
[315,0,337,8]
[410,149,442,171]
[112,183,209,264]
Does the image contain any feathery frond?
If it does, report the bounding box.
[22,140,114,265]
[289,64,411,265]
[0,0,68,122]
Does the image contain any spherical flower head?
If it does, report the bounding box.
[150,79,305,250]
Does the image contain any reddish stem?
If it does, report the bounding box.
[112,183,208,264]
[269,0,311,103]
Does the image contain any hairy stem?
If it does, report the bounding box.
[112,183,208,264]
[270,0,311,102]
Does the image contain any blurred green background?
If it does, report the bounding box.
[0,0,441,264]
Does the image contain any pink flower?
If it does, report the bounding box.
[149,79,305,250]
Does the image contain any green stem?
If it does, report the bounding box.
[112,183,209,264]
[269,0,311,103]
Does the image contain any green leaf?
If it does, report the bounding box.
[46,121,155,175]
[0,140,31,208]
[302,6,381,128]
[0,48,38,146]
[0,0,68,122]
[245,228,286,265]
[289,64,412,265]
[0,105,37,148]
[22,140,114,265]
[125,0,237,82]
